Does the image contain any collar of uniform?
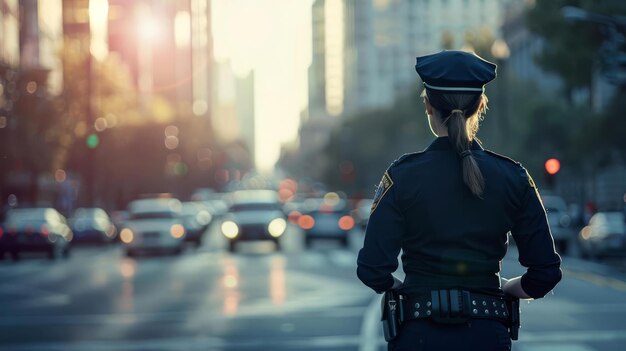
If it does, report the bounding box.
[425,137,484,152]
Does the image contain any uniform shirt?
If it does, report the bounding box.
[357,136,562,299]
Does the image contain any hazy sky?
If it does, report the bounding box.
[211,0,313,173]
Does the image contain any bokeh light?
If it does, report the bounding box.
[86,133,100,149]
[164,125,179,137]
[54,169,67,183]
[164,135,179,150]
[26,81,38,94]
[74,121,87,137]
[545,158,561,175]
[8,194,18,207]
[323,192,340,207]
[94,117,108,132]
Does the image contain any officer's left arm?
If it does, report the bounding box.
[357,168,404,293]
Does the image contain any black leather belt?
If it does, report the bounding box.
[399,289,509,324]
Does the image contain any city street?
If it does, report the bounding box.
[1,224,626,351]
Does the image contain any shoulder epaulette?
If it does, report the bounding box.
[484,149,521,166]
[392,151,425,167]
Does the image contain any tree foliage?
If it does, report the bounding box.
[526,0,626,98]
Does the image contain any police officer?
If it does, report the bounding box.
[357,50,562,351]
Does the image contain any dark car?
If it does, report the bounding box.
[579,212,626,259]
[299,196,354,248]
[220,190,287,252]
[0,208,72,260]
[181,202,213,246]
[70,208,116,244]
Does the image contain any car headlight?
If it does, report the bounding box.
[221,221,239,239]
[268,218,287,238]
[120,228,134,244]
[170,224,185,239]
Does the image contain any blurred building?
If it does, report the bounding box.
[0,0,64,204]
[500,1,562,93]
[212,61,256,164]
[308,0,505,123]
[107,0,213,117]
[212,60,239,142]
[0,0,21,194]
[235,71,255,164]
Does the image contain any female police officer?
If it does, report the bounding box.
[357,50,562,350]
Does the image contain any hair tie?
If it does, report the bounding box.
[451,109,464,115]
[460,150,472,159]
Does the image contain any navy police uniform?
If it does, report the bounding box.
[356,51,562,350]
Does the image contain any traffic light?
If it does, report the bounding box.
[544,158,560,187]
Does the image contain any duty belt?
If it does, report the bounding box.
[399,289,509,324]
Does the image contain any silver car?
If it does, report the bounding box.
[120,198,186,256]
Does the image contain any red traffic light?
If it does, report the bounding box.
[545,158,560,175]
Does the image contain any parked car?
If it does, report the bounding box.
[541,195,574,254]
[220,190,287,252]
[299,197,354,248]
[578,212,626,259]
[70,208,116,244]
[0,208,72,260]
[120,198,186,256]
[180,202,212,246]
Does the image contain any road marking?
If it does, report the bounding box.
[563,267,626,293]
[520,329,626,343]
[359,295,382,351]
[518,344,596,351]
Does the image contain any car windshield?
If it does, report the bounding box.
[230,203,280,212]
[130,212,176,220]
[5,209,51,225]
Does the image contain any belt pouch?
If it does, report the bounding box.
[505,296,520,340]
[381,290,400,342]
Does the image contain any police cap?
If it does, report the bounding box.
[415,50,497,94]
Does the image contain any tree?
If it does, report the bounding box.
[526,0,626,101]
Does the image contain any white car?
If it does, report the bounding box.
[579,212,626,259]
[221,190,287,252]
[120,198,186,256]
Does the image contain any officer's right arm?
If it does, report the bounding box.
[509,169,563,299]
[357,169,404,294]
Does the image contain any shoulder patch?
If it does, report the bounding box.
[370,171,394,214]
[484,150,520,166]
[393,151,425,166]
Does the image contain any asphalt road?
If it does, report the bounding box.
[1,223,626,351]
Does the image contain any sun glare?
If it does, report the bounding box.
[137,15,161,43]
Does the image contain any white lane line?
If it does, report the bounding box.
[518,345,597,351]
[0,306,368,326]
[359,294,383,351]
[520,330,626,343]
[0,335,365,351]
